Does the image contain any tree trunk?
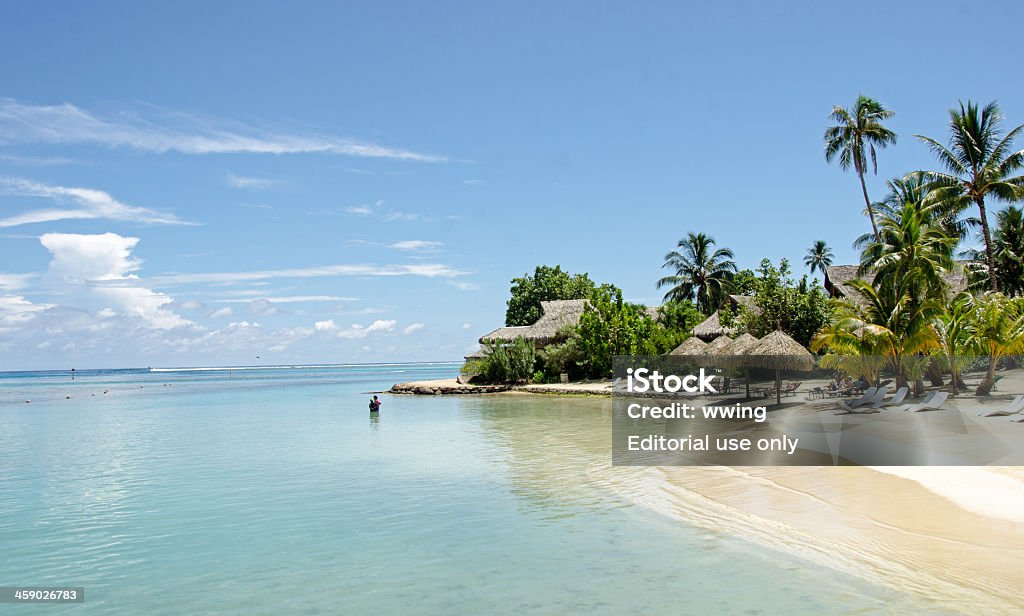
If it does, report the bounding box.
[975,357,997,396]
[927,358,944,386]
[859,170,879,238]
[976,196,999,292]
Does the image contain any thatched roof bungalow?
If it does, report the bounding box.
[824,263,969,302]
[691,295,759,341]
[480,299,590,345]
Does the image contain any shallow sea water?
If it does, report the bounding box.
[0,364,946,614]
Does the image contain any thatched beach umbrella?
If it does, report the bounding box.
[703,334,735,362]
[722,333,760,398]
[669,336,708,358]
[701,335,735,393]
[746,330,816,404]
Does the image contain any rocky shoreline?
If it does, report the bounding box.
[389,378,612,396]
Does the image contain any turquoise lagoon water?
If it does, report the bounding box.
[0,364,941,614]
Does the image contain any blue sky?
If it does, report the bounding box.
[0,1,1021,369]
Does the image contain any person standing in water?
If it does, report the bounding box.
[369,395,381,413]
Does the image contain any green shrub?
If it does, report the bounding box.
[477,336,536,383]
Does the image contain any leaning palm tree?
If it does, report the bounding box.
[916,101,1024,292]
[824,95,898,237]
[657,232,737,313]
[803,240,833,277]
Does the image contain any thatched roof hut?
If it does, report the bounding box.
[464,347,489,361]
[692,311,732,340]
[691,295,759,341]
[480,299,589,345]
[669,336,707,357]
[824,263,969,302]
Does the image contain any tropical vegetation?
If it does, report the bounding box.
[466,96,1024,395]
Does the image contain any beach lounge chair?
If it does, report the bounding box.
[889,391,937,413]
[781,381,801,397]
[824,386,854,398]
[837,399,879,414]
[981,395,1024,417]
[911,391,949,412]
[880,386,909,408]
[848,386,879,408]
[839,385,888,413]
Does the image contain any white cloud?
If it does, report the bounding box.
[448,280,480,291]
[0,178,193,227]
[462,179,483,185]
[336,319,396,339]
[214,295,356,304]
[384,211,419,222]
[177,300,204,310]
[249,298,279,316]
[461,323,472,329]
[151,263,468,286]
[39,232,192,330]
[0,99,446,162]
[403,323,425,335]
[389,240,443,252]
[226,174,278,190]
[340,200,419,222]
[314,319,337,332]
[345,204,376,215]
[209,307,234,318]
[0,273,34,291]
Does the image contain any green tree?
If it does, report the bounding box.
[933,293,974,395]
[576,286,659,378]
[657,232,736,313]
[916,101,1024,292]
[824,95,898,237]
[505,265,596,326]
[478,336,537,384]
[857,200,957,301]
[963,292,1024,396]
[736,259,832,347]
[963,206,1024,296]
[803,240,834,277]
[813,278,942,389]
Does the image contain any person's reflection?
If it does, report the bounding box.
[369,412,380,430]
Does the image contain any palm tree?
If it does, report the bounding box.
[933,293,974,395]
[963,206,1024,296]
[824,95,898,237]
[657,232,737,313]
[812,278,941,390]
[803,240,833,277]
[858,200,958,301]
[963,292,1024,395]
[916,100,1024,292]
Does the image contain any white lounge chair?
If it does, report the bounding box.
[838,386,889,414]
[908,391,949,412]
[890,391,938,413]
[848,386,878,408]
[981,395,1024,417]
[880,386,909,408]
